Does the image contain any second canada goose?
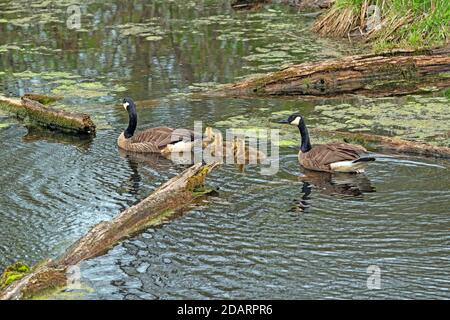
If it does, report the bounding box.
[278,113,384,173]
[118,97,195,153]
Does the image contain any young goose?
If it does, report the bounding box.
[117,97,195,153]
[203,128,267,163]
[278,113,380,173]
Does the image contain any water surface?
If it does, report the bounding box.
[0,0,449,299]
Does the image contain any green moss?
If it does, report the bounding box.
[442,88,450,98]
[145,208,177,228]
[30,284,95,300]
[192,185,214,197]
[23,93,63,105]
[0,122,12,130]
[186,165,211,192]
[0,262,31,289]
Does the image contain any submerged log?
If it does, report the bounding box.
[313,129,450,159]
[0,95,96,134]
[211,46,450,98]
[0,163,218,300]
[22,93,63,105]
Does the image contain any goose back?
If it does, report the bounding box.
[118,127,194,153]
[299,142,367,172]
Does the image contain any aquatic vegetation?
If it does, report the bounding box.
[211,94,450,148]
[0,122,12,130]
[314,95,450,146]
[116,22,165,40]
[6,68,126,103]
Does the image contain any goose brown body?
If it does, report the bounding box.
[117,127,194,153]
[298,142,368,173]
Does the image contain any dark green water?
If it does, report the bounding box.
[0,0,449,299]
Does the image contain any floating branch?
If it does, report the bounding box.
[312,129,450,159]
[0,95,96,135]
[0,162,218,300]
[211,45,450,98]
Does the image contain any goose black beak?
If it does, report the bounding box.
[277,119,289,124]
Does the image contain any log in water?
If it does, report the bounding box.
[211,46,450,98]
[0,163,218,300]
[0,95,96,135]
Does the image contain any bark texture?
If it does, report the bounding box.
[211,46,450,98]
[0,95,96,134]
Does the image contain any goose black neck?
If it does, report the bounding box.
[298,120,312,153]
[124,105,137,139]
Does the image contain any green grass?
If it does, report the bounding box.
[317,0,449,50]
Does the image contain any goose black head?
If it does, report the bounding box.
[278,113,303,126]
[122,97,136,111]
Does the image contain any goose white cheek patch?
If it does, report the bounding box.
[290,117,301,126]
[123,102,129,110]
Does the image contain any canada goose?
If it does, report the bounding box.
[278,113,383,173]
[118,97,195,153]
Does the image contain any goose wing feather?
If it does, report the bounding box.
[300,142,367,171]
[119,127,195,153]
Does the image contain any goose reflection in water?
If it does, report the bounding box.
[118,148,193,169]
[290,168,376,212]
[118,148,195,195]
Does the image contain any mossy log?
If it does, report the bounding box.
[0,163,218,300]
[231,0,332,10]
[313,128,450,159]
[0,95,95,134]
[22,93,63,105]
[211,46,450,98]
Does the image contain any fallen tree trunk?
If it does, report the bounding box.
[313,128,450,159]
[211,46,450,98]
[231,0,333,10]
[0,95,96,135]
[0,162,218,300]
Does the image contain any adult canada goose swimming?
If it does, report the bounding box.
[278,113,385,173]
[118,97,195,153]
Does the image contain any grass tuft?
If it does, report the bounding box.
[313,0,449,50]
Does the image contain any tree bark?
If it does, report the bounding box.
[0,95,96,135]
[211,46,450,98]
[0,162,218,300]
